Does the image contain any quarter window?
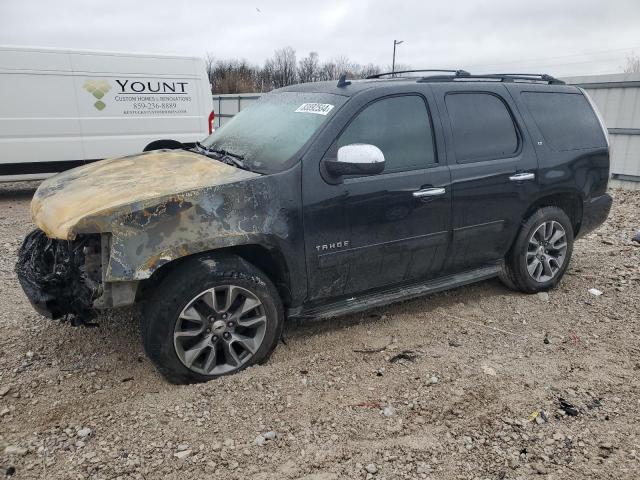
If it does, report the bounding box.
[335,95,436,172]
[445,92,519,163]
[522,92,607,151]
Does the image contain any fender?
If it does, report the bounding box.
[100,179,297,282]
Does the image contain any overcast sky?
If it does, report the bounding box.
[1,0,639,77]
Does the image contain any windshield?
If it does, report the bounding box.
[200,92,346,173]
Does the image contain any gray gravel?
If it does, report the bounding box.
[0,182,639,479]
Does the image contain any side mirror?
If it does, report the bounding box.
[323,144,385,177]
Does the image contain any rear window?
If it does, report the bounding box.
[445,92,519,163]
[521,92,607,151]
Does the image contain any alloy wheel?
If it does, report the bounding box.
[173,285,267,375]
[526,220,568,283]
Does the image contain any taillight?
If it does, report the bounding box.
[208,110,215,134]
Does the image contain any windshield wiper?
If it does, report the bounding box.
[208,148,244,161]
[216,154,246,170]
[192,141,213,157]
[193,143,248,170]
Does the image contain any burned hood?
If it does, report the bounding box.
[31,150,259,239]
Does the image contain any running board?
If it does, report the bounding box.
[288,264,501,320]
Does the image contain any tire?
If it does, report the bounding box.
[500,206,574,293]
[143,140,183,152]
[141,254,283,384]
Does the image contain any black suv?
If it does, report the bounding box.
[17,70,612,383]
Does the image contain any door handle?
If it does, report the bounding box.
[509,172,535,182]
[412,187,446,198]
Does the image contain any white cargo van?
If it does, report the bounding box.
[0,46,214,181]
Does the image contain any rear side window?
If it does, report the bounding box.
[336,95,436,172]
[445,92,519,163]
[522,92,607,151]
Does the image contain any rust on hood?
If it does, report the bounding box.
[31,150,256,240]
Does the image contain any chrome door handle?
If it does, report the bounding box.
[413,187,446,198]
[509,172,535,182]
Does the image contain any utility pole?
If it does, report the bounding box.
[392,40,404,75]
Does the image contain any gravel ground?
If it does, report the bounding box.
[0,182,638,480]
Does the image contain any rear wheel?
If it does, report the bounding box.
[499,206,574,293]
[141,254,283,384]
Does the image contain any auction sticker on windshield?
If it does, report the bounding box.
[295,103,334,115]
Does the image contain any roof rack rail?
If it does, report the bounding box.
[493,73,565,84]
[417,72,565,85]
[366,69,564,85]
[366,69,470,79]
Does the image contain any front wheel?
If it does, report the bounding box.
[499,206,574,293]
[141,254,284,384]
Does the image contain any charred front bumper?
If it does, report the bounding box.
[15,229,103,321]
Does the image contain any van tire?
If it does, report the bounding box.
[500,206,574,293]
[143,140,184,152]
[141,254,284,384]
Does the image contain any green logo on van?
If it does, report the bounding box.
[83,79,111,111]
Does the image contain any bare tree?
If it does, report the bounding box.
[204,47,390,92]
[298,52,321,83]
[255,67,271,92]
[386,63,412,73]
[318,60,338,81]
[265,47,297,89]
[209,59,260,94]
[334,56,361,78]
[318,56,363,80]
[358,63,382,78]
[204,52,216,92]
[623,52,640,73]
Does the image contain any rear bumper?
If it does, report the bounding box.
[578,193,613,238]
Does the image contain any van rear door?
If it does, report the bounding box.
[0,48,84,179]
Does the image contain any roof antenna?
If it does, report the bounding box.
[337,74,351,88]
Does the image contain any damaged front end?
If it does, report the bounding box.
[17,149,299,324]
[16,229,102,324]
